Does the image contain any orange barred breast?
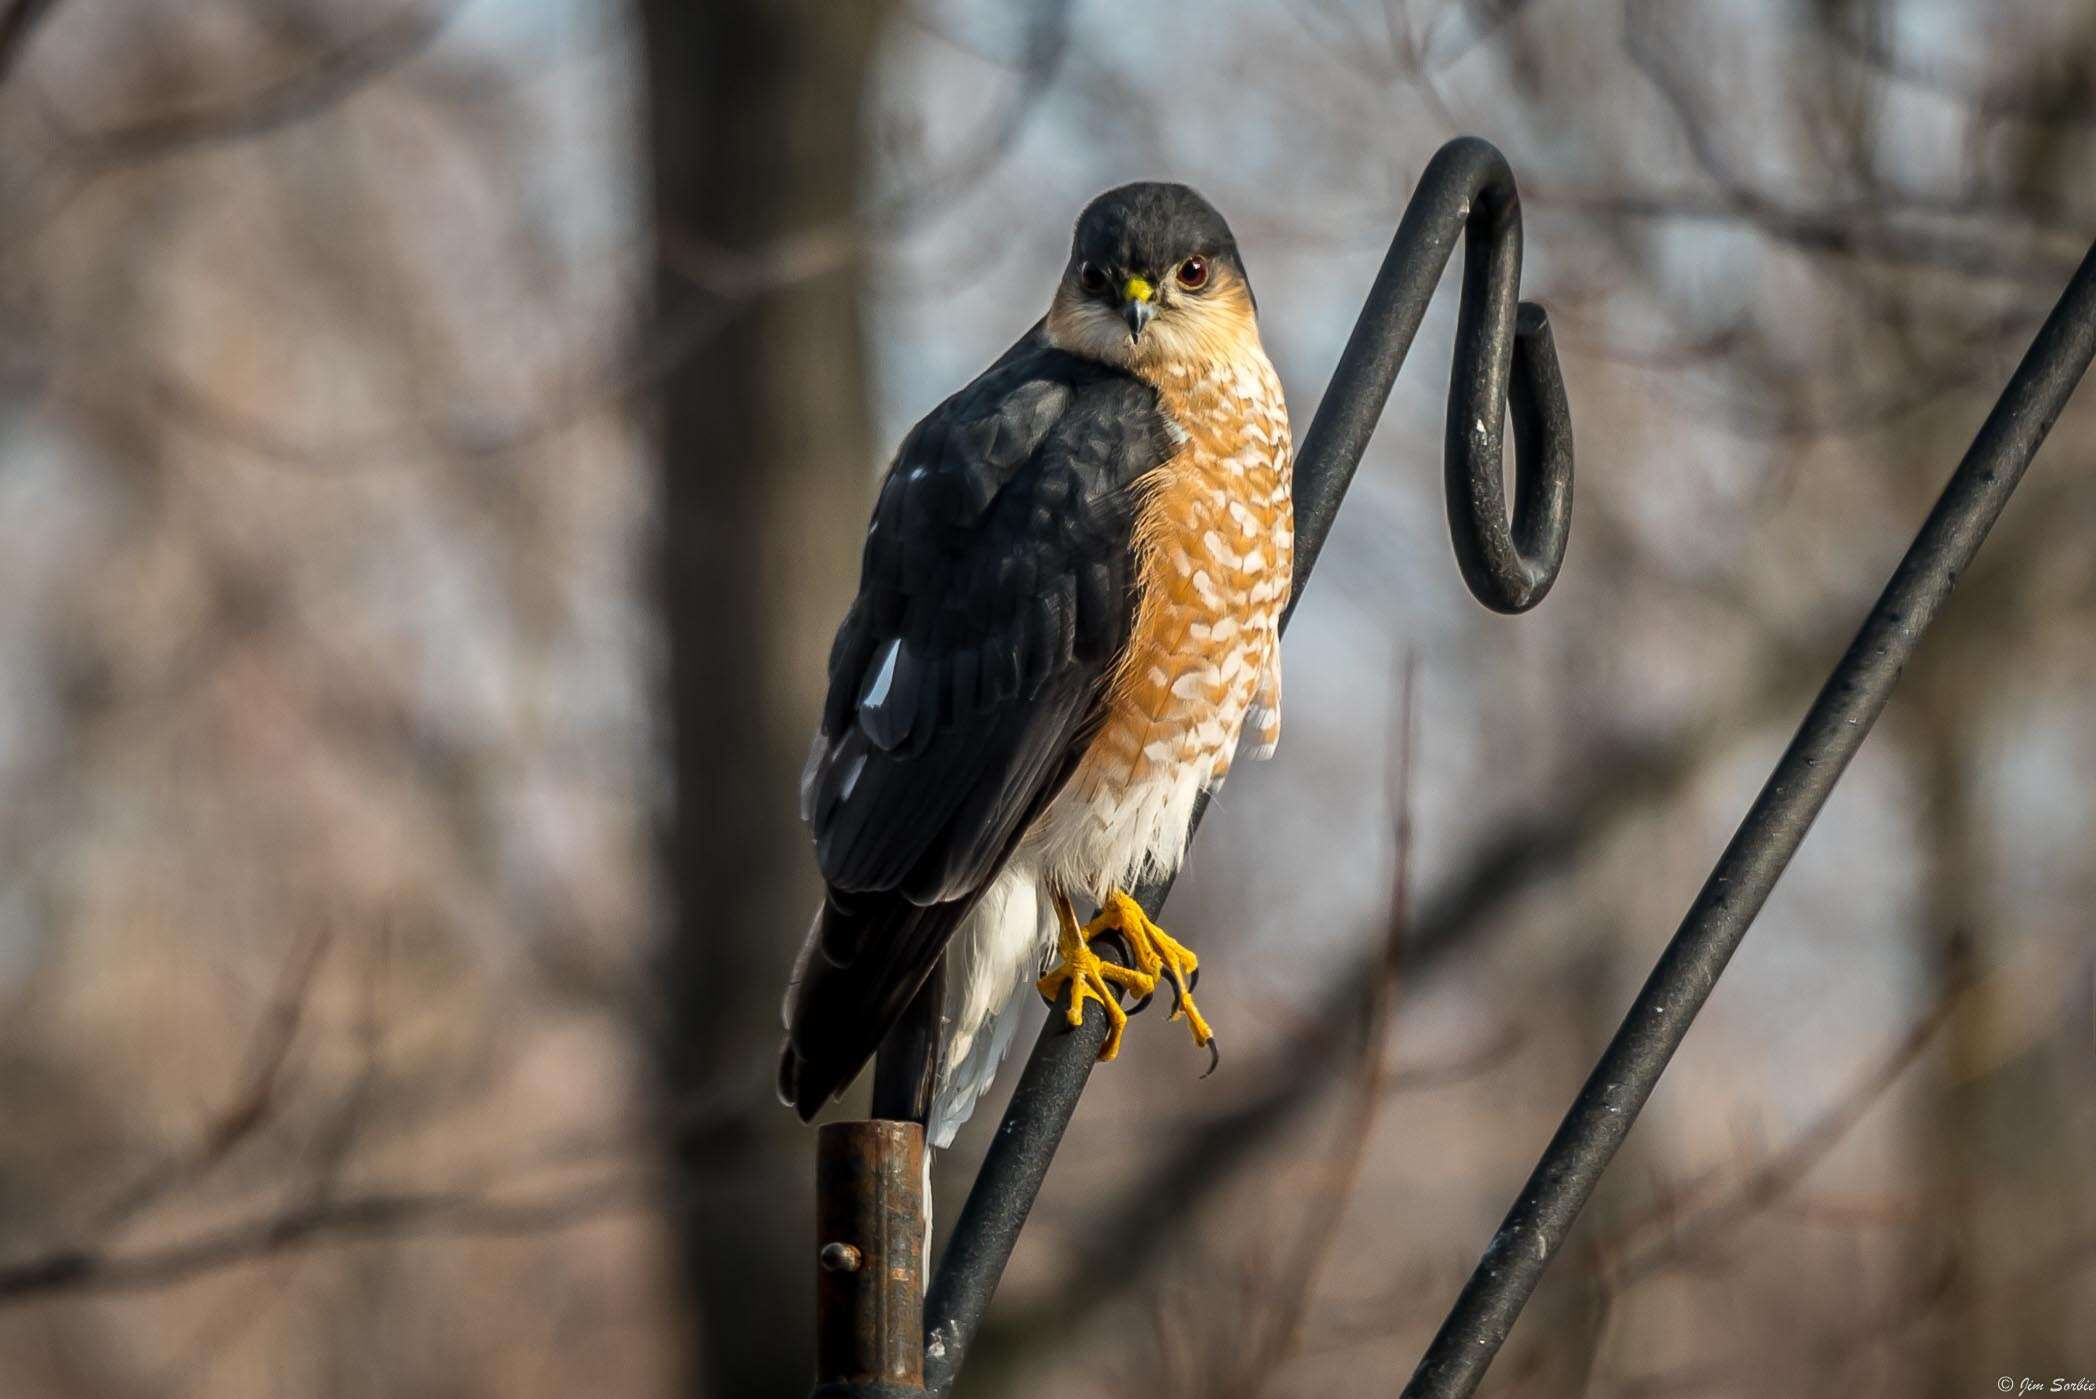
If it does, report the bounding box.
[1078,351,1293,800]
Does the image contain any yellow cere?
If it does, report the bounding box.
[1122,276,1153,303]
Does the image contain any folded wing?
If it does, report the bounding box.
[781,336,1171,1116]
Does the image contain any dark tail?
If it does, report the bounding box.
[777,888,976,1121]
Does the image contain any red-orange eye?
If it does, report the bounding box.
[1077,261,1107,293]
[1176,257,1209,289]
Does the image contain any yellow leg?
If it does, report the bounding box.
[1036,891,1155,1061]
[1084,889,1216,1064]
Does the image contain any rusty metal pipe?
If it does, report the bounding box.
[813,1120,930,1398]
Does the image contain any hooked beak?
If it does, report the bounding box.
[1120,276,1155,341]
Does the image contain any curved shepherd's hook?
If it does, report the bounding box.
[1285,135,1571,621]
[900,134,1574,1399]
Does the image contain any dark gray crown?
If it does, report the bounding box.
[1070,182,1244,281]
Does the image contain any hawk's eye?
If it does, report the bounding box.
[1176,257,1209,290]
[1077,261,1107,294]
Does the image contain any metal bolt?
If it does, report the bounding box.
[818,1241,862,1273]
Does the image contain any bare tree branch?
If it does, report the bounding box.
[0,1174,654,1303]
[1819,6,2096,131]
[86,926,337,1236]
[1220,655,1417,1399]
[36,0,462,171]
[1599,975,1967,1291]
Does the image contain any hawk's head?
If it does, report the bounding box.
[1046,182,1259,372]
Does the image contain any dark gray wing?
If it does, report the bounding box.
[803,341,1167,904]
[781,338,1170,1117]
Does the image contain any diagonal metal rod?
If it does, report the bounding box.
[1400,241,2096,1399]
[919,135,1572,1397]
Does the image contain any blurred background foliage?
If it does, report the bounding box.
[0,1,2091,1396]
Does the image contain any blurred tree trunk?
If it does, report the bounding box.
[1909,672,1985,1399]
[1910,665,2076,1396]
[1894,15,2094,1383]
[641,2,888,1394]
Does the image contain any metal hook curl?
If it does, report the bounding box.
[1287,135,1572,619]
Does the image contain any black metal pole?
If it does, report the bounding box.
[920,135,1573,1396]
[1399,241,2096,1399]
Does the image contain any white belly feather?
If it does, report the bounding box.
[928,722,1263,1146]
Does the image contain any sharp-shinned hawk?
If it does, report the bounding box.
[780,183,1291,1145]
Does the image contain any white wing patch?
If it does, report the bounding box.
[797,731,827,822]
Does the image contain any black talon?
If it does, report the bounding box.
[1200,1036,1221,1079]
[1160,966,1195,1017]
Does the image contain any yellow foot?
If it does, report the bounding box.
[1037,891,1154,1060]
[1086,889,1218,1071]
[1036,887,1219,1071]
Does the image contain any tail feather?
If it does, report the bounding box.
[778,888,976,1121]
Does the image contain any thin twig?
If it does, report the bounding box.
[0,1174,655,1302]
[1227,654,1418,1398]
[87,926,336,1234]
[35,0,461,170]
[1600,979,1967,1291]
